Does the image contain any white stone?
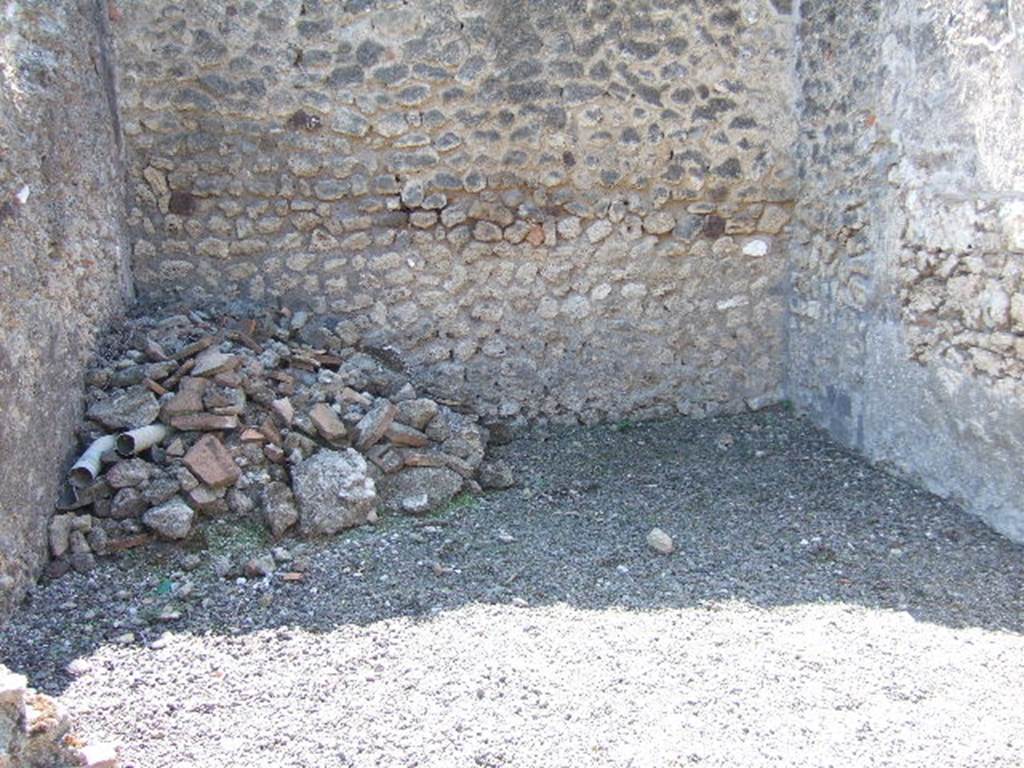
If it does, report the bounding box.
[586,219,613,243]
[717,295,750,311]
[401,493,431,514]
[646,528,674,555]
[743,239,769,257]
[642,211,676,234]
[621,282,647,299]
[78,741,119,765]
[557,216,582,240]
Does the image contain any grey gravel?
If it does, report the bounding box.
[2,410,1023,768]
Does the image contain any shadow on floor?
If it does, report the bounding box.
[3,408,1023,695]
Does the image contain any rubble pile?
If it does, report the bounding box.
[0,664,117,768]
[47,307,514,578]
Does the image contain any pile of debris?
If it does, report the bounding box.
[48,306,514,578]
[0,664,117,768]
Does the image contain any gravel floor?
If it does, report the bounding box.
[3,409,1024,767]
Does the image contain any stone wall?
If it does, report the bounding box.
[113,0,798,423]
[0,0,133,617]
[3,0,1022,630]
[789,0,1024,540]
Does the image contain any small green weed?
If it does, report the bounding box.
[441,492,479,515]
[205,516,268,554]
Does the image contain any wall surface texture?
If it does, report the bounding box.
[114,0,798,423]
[0,0,133,616]
[789,0,1024,540]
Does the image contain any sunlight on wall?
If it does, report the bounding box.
[940,0,1023,195]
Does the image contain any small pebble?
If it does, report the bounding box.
[66,658,92,677]
[646,527,675,555]
[157,605,181,622]
[181,553,202,571]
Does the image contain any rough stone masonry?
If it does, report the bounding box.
[0,0,133,620]
[789,0,1024,541]
[1,0,1023,624]
[113,0,798,423]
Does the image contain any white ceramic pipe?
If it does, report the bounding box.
[69,434,117,488]
[116,424,168,457]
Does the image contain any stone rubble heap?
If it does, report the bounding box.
[0,663,117,768]
[47,307,514,578]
